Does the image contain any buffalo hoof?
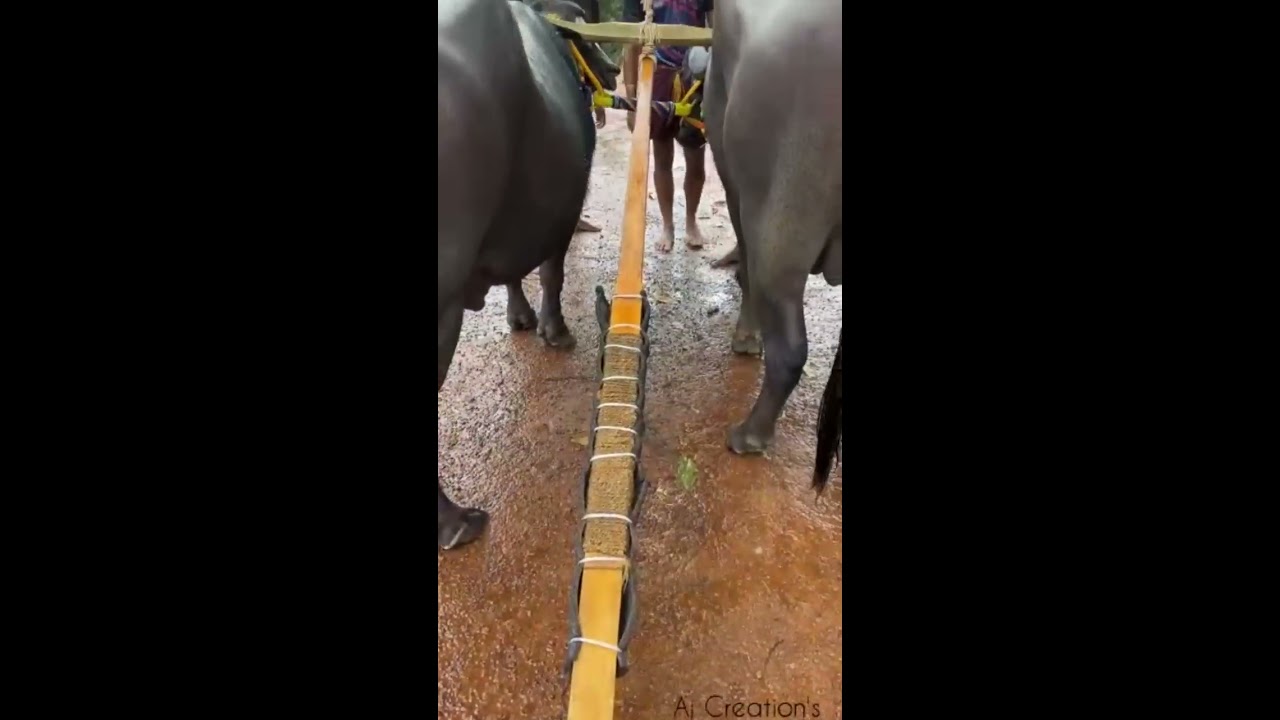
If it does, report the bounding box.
[728,424,770,455]
[538,318,577,350]
[710,247,740,268]
[732,333,763,356]
[439,507,489,550]
[508,305,538,332]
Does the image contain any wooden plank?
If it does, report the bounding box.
[543,17,713,46]
[565,53,656,720]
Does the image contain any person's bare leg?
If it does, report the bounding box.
[683,144,707,249]
[654,136,676,252]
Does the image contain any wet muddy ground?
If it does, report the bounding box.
[439,110,843,719]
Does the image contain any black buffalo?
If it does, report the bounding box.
[703,0,843,478]
[437,0,619,549]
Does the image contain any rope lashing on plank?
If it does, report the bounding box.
[563,286,652,679]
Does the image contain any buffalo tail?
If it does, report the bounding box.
[813,328,842,492]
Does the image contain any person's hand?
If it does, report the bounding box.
[595,107,606,129]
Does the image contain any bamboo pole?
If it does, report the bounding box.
[564,46,656,720]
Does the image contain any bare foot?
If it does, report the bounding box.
[685,222,705,250]
[657,225,675,253]
[576,217,601,233]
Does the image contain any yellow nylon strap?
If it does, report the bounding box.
[567,40,605,94]
[680,78,702,103]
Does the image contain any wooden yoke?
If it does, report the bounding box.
[564,48,655,720]
[542,16,713,46]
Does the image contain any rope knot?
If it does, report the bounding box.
[640,22,658,50]
[641,0,657,51]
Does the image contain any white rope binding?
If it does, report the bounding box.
[593,425,637,435]
[583,512,633,524]
[569,637,622,653]
[590,453,636,462]
[579,555,630,566]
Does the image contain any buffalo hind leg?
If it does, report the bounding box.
[729,281,807,454]
[727,192,762,355]
[506,282,538,332]
[536,246,576,349]
[438,300,489,549]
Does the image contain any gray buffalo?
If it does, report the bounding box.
[438,0,619,549]
[702,0,843,463]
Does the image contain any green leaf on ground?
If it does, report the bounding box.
[677,456,697,491]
